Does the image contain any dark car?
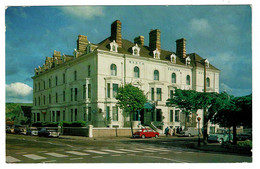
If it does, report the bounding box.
[38,128,60,137]
[133,128,159,138]
[26,127,38,136]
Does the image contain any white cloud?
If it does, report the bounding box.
[60,6,104,19]
[6,82,32,97]
[189,18,212,34]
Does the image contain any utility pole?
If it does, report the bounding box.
[203,59,208,145]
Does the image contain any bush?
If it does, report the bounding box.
[237,140,252,148]
[62,121,86,127]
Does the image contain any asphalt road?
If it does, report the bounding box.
[6,134,252,163]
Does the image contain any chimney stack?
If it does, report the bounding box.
[111,20,122,48]
[77,35,88,53]
[134,36,144,46]
[176,38,186,58]
[149,29,161,52]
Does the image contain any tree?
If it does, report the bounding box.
[116,83,147,136]
[166,89,201,128]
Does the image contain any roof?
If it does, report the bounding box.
[95,37,219,71]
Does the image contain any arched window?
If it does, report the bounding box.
[186,75,190,85]
[206,77,210,87]
[110,64,117,76]
[134,49,138,55]
[154,70,159,81]
[134,66,140,78]
[172,73,176,83]
[74,71,77,81]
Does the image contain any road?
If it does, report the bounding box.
[6,134,252,163]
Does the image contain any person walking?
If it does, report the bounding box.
[164,127,169,137]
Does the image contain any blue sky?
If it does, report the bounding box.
[5,5,252,103]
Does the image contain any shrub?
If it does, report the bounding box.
[237,140,252,148]
[62,121,86,127]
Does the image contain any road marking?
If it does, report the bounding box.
[37,151,48,153]
[159,152,168,154]
[43,160,56,163]
[65,151,89,156]
[84,150,109,155]
[92,156,103,158]
[15,152,27,154]
[127,154,136,156]
[147,147,171,152]
[45,152,68,157]
[23,154,47,160]
[174,152,182,154]
[136,149,157,152]
[102,149,126,154]
[117,149,140,153]
[70,157,84,160]
[111,154,121,157]
[6,156,21,163]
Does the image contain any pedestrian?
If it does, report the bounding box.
[164,127,169,137]
[176,127,179,134]
[169,127,173,136]
[173,128,176,136]
[180,126,183,132]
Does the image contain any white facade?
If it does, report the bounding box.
[32,20,220,132]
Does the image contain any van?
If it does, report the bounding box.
[179,127,200,137]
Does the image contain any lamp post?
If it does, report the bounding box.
[201,59,208,145]
[197,117,201,147]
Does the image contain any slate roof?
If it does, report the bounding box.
[95,37,219,71]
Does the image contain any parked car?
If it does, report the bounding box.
[38,128,60,138]
[26,127,38,136]
[179,127,200,137]
[133,128,159,138]
[208,129,233,144]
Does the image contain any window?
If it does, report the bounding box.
[44,95,46,105]
[43,81,45,89]
[55,76,58,86]
[83,107,86,121]
[74,109,77,121]
[107,83,111,98]
[170,54,176,63]
[134,66,140,78]
[156,109,162,121]
[88,107,92,121]
[63,73,66,83]
[49,78,51,88]
[154,70,159,80]
[170,90,174,99]
[206,77,210,87]
[88,65,91,77]
[71,88,73,101]
[134,49,138,55]
[112,45,116,51]
[63,110,65,121]
[156,88,162,101]
[153,49,160,59]
[75,88,78,101]
[186,56,191,66]
[170,110,174,122]
[38,96,40,106]
[172,73,176,83]
[63,91,66,101]
[83,85,86,99]
[88,84,91,99]
[57,111,60,122]
[186,75,190,85]
[175,110,180,122]
[110,64,117,76]
[132,44,140,56]
[56,93,58,103]
[112,106,118,121]
[34,98,36,106]
[49,94,51,104]
[74,70,77,81]
[106,106,110,121]
[35,83,37,92]
[38,82,40,91]
[113,84,118,98]
[52,111,55,122]
[151,88,154,101]
[37,113,40,122]
[110,40,118,52]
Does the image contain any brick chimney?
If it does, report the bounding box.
[53,50,61,59]
[149,29,161,52]
[111,20,122,48]
[134,36,144,46]
[77,35,88,53]
[176,38,186,58]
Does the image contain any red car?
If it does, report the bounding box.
[133,128,159,138]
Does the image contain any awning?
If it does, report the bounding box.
[144,102,155,109]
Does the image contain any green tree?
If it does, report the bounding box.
[116,83,147,136]
[166,89,201,128]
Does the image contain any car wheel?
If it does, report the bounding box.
[155,134,159,138]
[219,138,224,144]
[188,133,191,137]
[142,135,145,139]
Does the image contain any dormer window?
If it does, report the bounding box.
[170,54,177,63]
[205,59,209,68]
[132,44,140,56]
[86,42,92,54]
[110,40,118,52]
[186,56,191,66]
[153,48,160,59]
[73,49,79,58]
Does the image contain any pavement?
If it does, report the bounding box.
[59,135,252,156]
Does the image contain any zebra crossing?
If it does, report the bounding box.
[6,146,187,163]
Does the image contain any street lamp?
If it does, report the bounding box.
[197,117,201,147]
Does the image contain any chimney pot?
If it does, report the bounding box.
[77,35,88,53]
[111,20,122,48]
[134,36,144,46]
[176,38,186,58]
[149,29,161,52]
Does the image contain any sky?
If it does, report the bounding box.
[5,5,252,103]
